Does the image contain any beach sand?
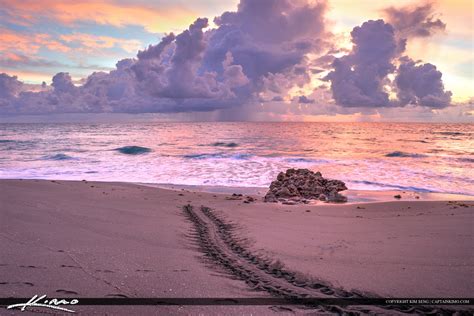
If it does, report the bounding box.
[1,179,473,315]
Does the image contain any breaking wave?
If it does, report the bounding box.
[436,132,465,136]
[351,180,434,193]
[385,151,427,158]
[183,153,252,160]
[42,153,75,161]
[211,142,239,147]
[115,146,152,155]
[284,157,328,164]
[458,157,474,163]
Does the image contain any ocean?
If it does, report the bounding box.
[0,122,473,195]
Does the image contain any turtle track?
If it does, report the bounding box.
[183,204,468,315]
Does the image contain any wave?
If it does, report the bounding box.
[397,139,429,143]
[211,142,239,148]
[183,153,252,160]
[0,139,34,145]
[182,154,330,163]
[115,146,151,155]
[42,153,75,161]
[351,180,434,193]
[385,151,427,158]
[458,157,474,163]
[284,157,328,164]
[436,132,465,136]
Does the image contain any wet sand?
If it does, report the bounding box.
[1,179,473,315]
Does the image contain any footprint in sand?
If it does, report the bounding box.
[106,293,128,298]
[0,281,34,286]
[269,306,294,312]
[136,269,154,272]
[56,289,79,295]
[19,265,46,269]
[60,264,81,269]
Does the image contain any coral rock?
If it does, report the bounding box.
[264,169,347,204]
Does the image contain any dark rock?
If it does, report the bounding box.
[394,194,402,199]
[245,196,255,203]
[264,169,347,204]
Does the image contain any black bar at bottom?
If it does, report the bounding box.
[0,297,472,306]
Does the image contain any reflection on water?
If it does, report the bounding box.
[0,122,473,195]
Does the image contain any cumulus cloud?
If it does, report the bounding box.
[395,57,452,108]
[0,0,455,116]
[325,18,451,109]
[51,72,76,93]
[0,0,329,115]
[207,0,327,83]
[0,73,23,99]
[384,2,446,38]
[325,20,405,107]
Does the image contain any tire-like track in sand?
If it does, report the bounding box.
[183,204,469,315]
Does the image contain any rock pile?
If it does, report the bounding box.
[264,169,348,203]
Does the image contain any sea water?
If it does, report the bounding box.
[0,122,472,195]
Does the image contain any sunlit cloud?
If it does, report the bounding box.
[1,0,199,33]
[0,0,472,122]
[0,28,70,54]
[0,52,63,68]
[0,69,58,84]
[59,33,142,54]
[0,28,138,81]
[406,39,473,102]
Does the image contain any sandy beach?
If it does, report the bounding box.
[1,179,473,315]
[1,0,473,314]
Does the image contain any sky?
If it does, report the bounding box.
[0,0,472,122]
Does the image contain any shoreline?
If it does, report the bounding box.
[4,178,474,203]
[144,181,474,203]
[1,179,473,314]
